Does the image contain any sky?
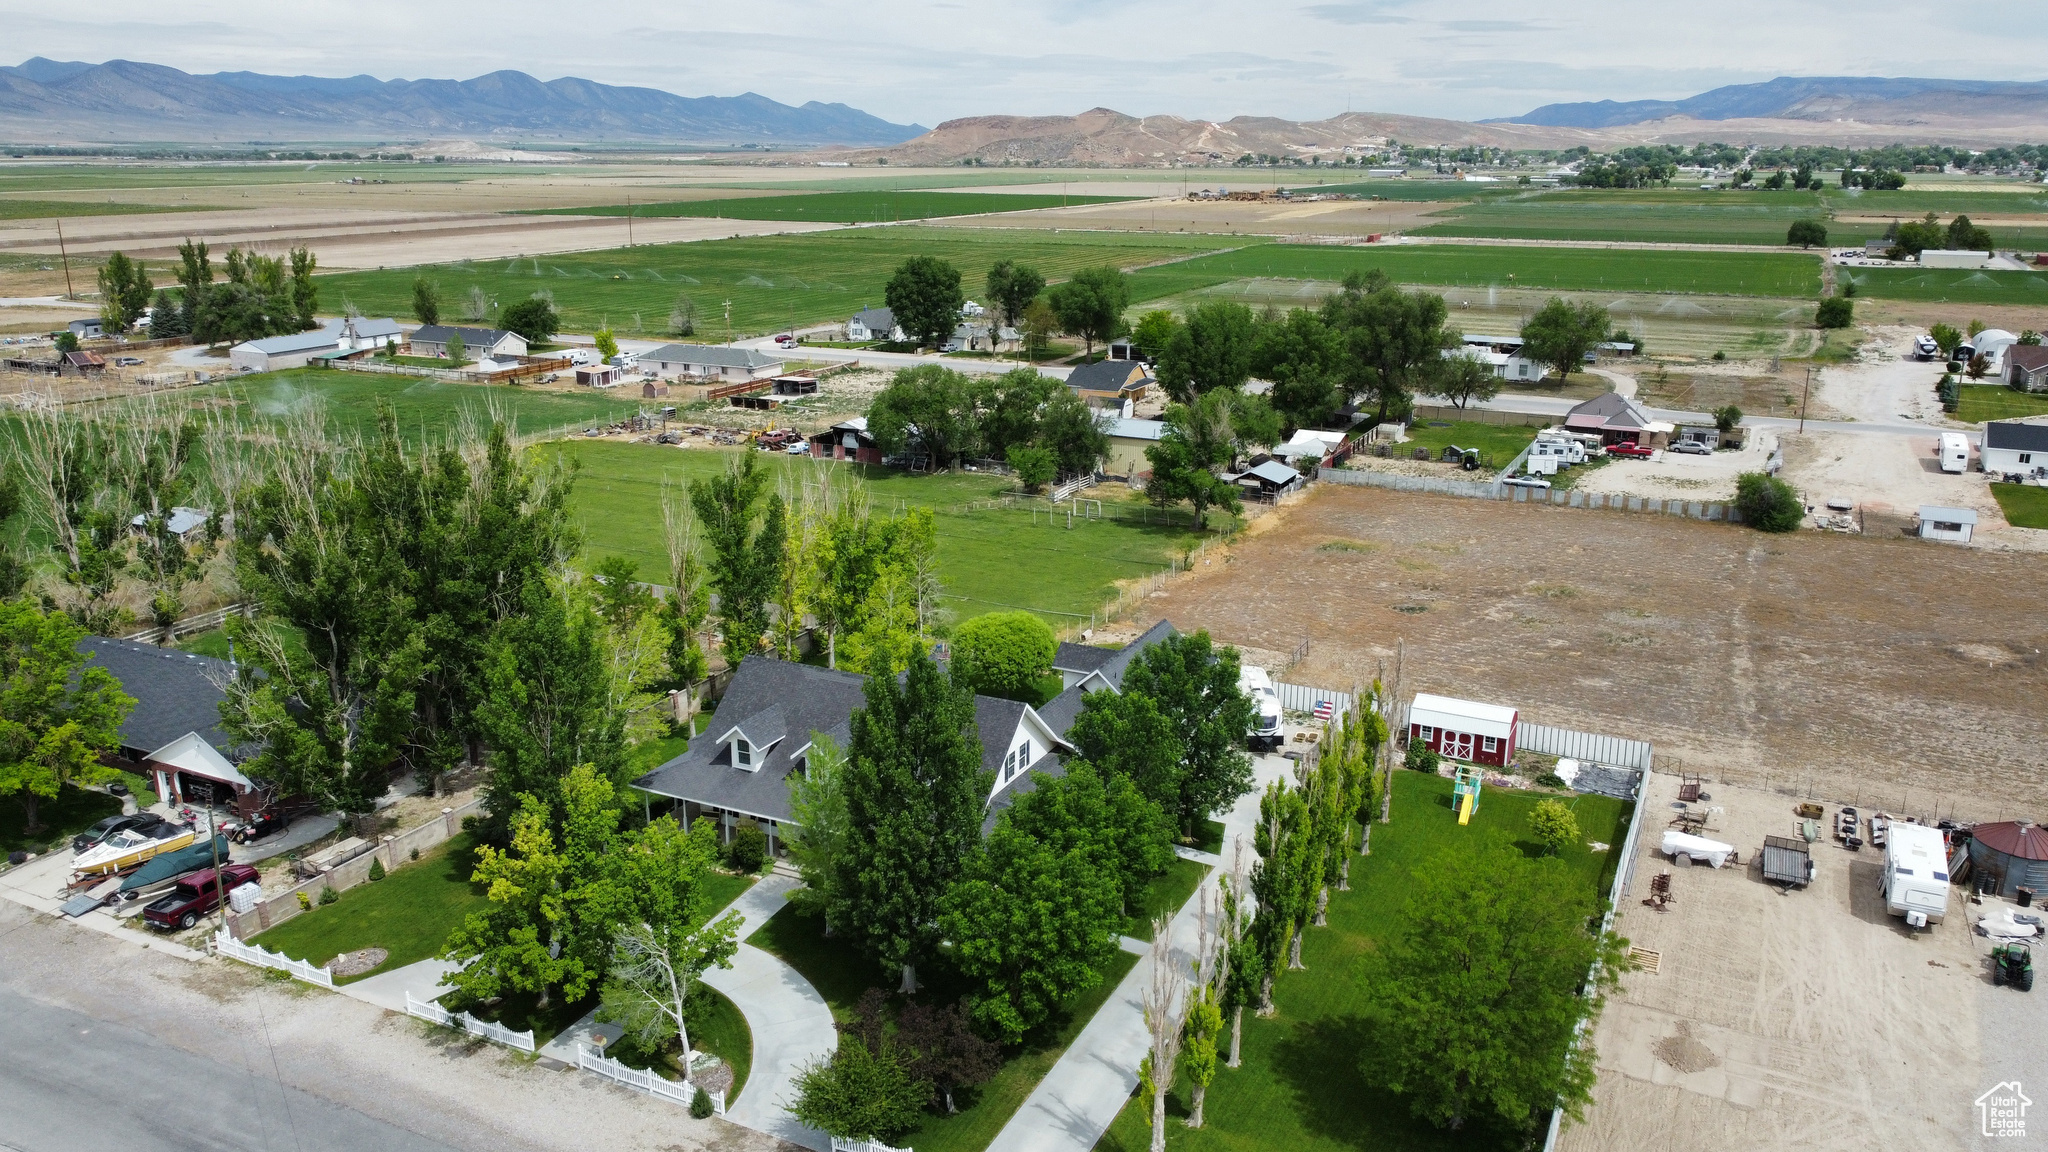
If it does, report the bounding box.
[6,0,2045,127]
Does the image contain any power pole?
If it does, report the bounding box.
[723,300,732,344]
[627,195,633,247]
[1798,366,1813,433]
[55,219,74,300]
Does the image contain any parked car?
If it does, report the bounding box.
[143,863,260,931]
[228,810,290,844]
[1670,440,1714,455]
[72,812,167,854]
[1501,474,1552,489]
[114,356,144,367]
[773,334,799,348]
[1608,442,1655,458]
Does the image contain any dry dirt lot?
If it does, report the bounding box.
[1138,485,2048,820]
[936,194,1450,238]
[1558,771,2044,1152]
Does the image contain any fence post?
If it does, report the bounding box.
[443,807,457,836]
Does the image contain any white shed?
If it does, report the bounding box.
[1916,505,1977,543]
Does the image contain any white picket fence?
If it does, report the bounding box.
[403,990,538,1053]
[831,1139,912,1152]
[212,929,335,988]
[577,1044,724,1114]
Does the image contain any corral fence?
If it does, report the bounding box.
[576,1044,725,1114]
[120,602,250,644]
[405,991,538,1053]
[1321,463,1745,523]
[1515,721,1655,772]
[213,929,335,987]
[223,799,481,940]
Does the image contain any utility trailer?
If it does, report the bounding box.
[1762,834,1815,887]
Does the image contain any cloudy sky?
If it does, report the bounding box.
[7,0,2042,126]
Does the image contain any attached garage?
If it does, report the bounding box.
[1408,692,1519,767]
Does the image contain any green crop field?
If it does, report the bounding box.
[1837,266,2048,304]
[175,370,645,442]
[319,227,1238,337]
[1819,188,2048,217]
[1275,180,1486,202]
[0,197,218,220]
[528,190,1136,222]
[549,440,1221,624]
[1125,241,1823,302]
[1413,189,1847,246]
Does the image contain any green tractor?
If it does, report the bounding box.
[1991,942,2035,992]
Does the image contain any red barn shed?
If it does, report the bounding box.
[1408,693,1518,766]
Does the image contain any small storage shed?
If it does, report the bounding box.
[576,365,618,388]
[1916,505,1977,543]
[809,417,881,464]
[1966,819,2048,900]
[1407,692,1518,766]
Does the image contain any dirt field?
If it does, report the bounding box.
[1137,485,2048,820]
[935,194,1449,238]
[1558,771,2043,1152]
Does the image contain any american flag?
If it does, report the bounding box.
[1312,700,1335,720]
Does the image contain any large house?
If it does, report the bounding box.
[640,343,785,381]
[1563,391,1672,447]
[634,622,1178,851]
[1066,360,1154,406]
[2006,345,2048,392]
[81,638,261,816]
[848,308,903,343]
[408,325,528,360]
[1982,420,2048,482]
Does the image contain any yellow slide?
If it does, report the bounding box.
[1458,791,1474,825]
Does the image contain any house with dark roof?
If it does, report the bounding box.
[848,307,902,342]
[80,637,261,815]
[1066,360,1154,406]
[1563,391,1672,447]
[1983,420,2048,481]
[2006,344,2048,392]
[634,621,1181,851]
[408,325,528,360]
[640,343,785,381]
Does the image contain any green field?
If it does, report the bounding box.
[1127,242,1822,303]
[179,370,644,441]
[529,190,1135,223]
[1957,385,2048,423]
[551,440,1220,623]
[1819,188,2048,216]
[1278,180,1484,202]
[1094,771,1631,1152]
[320,228,1237,338]
[1990,483,2048,529]
[0,197,217,220]
[0,162,558,193]
[1838,266,2048,304]
[1414,189,1845,247]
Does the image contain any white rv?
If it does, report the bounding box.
[1531,437,1587,465]
[1938,432,1969,474]
[1238,664,1283,752]
[1882,822,1951,927]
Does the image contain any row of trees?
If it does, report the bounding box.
[1886,211,1995,258]
[144,241,320,346]
[883,256,1131,358]
[866,364,1108,480]
[409,278,562,344]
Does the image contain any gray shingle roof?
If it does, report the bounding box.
[1053,641,1117,676]
[1986,420,2048,453]
[1094,620,1177,691]
[79,637,236,757]
[975,696,1027,782]
[642,343,784,370]
[1564,391,1652,431]
[853,307,895,331]
[1067,360,1151,394]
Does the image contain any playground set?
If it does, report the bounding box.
[1453,765,1483,825]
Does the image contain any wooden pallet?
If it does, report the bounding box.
[1629,946,1662,973]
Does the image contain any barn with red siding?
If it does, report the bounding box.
[1408,693,1518,767]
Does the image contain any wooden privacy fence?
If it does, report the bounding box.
[213,929,335,987]
[576,1044,724,1114]
[405,991,537,1053]
[224,799,481,940]
[1515,721,1655,772]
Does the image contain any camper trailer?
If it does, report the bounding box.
[1531,437,1587,465]
[1882,822,1951,927]
[1938,432,1970,474]
[1239,665,1283,752]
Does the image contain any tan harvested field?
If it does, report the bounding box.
[935,195,1450,238]
[1137,485,2048,820]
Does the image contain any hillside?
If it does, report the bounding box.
[0,57,927,146]
[1500,75,2048,130]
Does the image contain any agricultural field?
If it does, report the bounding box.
[0,197,217,220]
[1125,242,1823,304]
[1279,179,1490,202]
[527,190,1135,222]
[1817,187,2048,217]
[1836,265,2048,305]
[1095,770,1629,1152]
[0,161,561,193]
[176,370,646,442]
[1412,189,1845,247]
[319,227,1237,338]
[550,440,1221,624]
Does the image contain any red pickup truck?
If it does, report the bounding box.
[143,863,260,930]
[1607,441,1655,458]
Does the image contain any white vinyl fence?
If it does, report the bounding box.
[577,1044,724,1114]
[1515,721,1655,772]
[1273,681,1354,723]
[403,990,538,1053]
[213,929,335,987]
[832,1140,912,1152]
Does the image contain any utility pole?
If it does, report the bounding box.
[55,219,74,300]
[723,300,732,344]
[627,195,633,247]
[1798,366,1813,433]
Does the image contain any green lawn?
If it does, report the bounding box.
[749,903,1141,1152]
[1957,384,2048,423]
[0,198,217,220]
[1,782,123,855]
[1991,483,2048,529]
[1093,771,1631,1152]
[552,440,1221,623]
[1127,857,1212,940]
[528,191,1135,223]
[176,370,644,442]
[1414,188,1845,247]
[1126,242,1822,303]
[1398,420,1539,469]
[693,986,754,1099]
[1837,266,2048,304]
[251,833,489,983]
[320,228,1237,339]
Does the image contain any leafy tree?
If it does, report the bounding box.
[445,332,468,366]
[1047,266,1129,358]
[984,260,1045,333]
[659,495,712,687]
[1815,296,1854,329]
[669,293,698,336]
[885,256,966,350]
[1130,310,1179,361]
[1006,760,1172,917]
[288,247,318,330]
[96,252,152,334]
[1734,471,1804,532]
[869,364,981,469]
[1155,301,1257,403]
[688,450,779,664]
[1322,273,1448,422]
[1037,386,1109,478]
[1888,211,1945,259]
[598,814,743,1061]
[1930,322,1963,359]
[1360,847,1628,1131]
[1145,393,1240,529]
[1520,297,1609,382]
[1228,391,1284,456]
[1432,353,1503,410]
[0,606,135,834]
[1712,405,1743,434]
[1253,307,1344,432]
[588,554,653,631]
[1120,630,1255,838]
[500,295,560,344]
[1007,445,1056,492]
[842,650,988,992]
[976,367,1055,460]
[53,331,79,354]
[1785,219,1828,249]
[1183,987,1222,1127]
[593,328,620,361]
[1249,779,1305,1005]
[1021,299,1058,360]
[786,732,852,925]
[1947,214,1994,252]
[1068,686,1182,814]
[1528,799,1580,857]
[789,1035,931,1141]
[952,611,1056,702]
[412,276,441,326]
[898,998,1001,1114]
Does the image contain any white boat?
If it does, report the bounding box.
[72,825,197,876]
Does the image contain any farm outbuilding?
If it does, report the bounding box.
[809,417,881,464]
[1916,506,1977,543]
[1407,692,1518,766]
[1966,819,2048,900]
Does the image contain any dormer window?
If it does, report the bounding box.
[734,739,754,768]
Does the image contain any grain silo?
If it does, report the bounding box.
[1967,819,2048,902]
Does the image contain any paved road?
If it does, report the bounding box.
[0,986,459,1152]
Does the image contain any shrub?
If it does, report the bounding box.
[1528,799,1581,856]
[950,610,1058,702]
[691,1086,714,1119]
[1712,405,1743,434]
[1712,350,1727,362]
[368,857,386,881]
[1815,296,1854,329]
[1734,471,1804,533]
[1006,445,1057,492]
[725,821,769,874]
[410,846,420,861]
[318,886,338,906]
[296,890,313,912]
[1403,739,1441,774]
[1535,772,1567,790]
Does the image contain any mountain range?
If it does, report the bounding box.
[0,58,927,146]
[1498,75,2048,130]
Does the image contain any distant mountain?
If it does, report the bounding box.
[1498,76,2048,129]
[0,57,926,146]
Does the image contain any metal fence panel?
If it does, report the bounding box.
[1515,721,1654,771]
[1317,468,1500,500]
[1274,682,1354,722]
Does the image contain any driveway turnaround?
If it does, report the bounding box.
[701,874,838,1152]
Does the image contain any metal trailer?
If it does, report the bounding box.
[1762,834,1815,887]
